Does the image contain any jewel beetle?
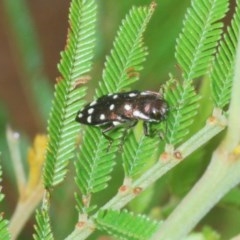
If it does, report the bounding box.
[76,90,168,148]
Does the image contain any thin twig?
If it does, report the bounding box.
[6,126,26,194]
[9,183,44,240]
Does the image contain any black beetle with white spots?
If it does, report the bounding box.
[76,90,169,148]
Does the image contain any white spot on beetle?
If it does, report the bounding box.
[129,92,137,97]
[109,104,115,110]
[78,113,83,118]
[88,108,94,114]
[124,104,132,111]
[133,110,149,120]
[140,91,150,96]
[113,121,121,126]
[113,94,118,99]
[90,100,97,106]
[100,114,105,120]
[117,115,124,121]
[87,116,92,123]
[161,107,167,115]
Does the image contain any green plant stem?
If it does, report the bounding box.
[65,229,92,240]
[65,120,225,239]
[150,31,240,240]
[151,152,240,240]
[225,44,240,150]
[103,122,225,211]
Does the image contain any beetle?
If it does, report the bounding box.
[76,90,168,149]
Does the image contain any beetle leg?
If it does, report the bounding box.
[143,122,151,136]
[102,121,126,151]
[102,120,138,151]
[124,120,138,135]
[119,120,138,151]
[144,122,166,140]
[102,123,116,151]
[144,122,160,138]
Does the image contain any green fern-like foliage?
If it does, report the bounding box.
[122,131,160,178]
[96,209,160,240]
[96,3,155,96]
[75,3,155,212]
[0,161,10,240]
[164,80,200,145]
[210,1,240,109]
[166,0,229,145]
[43,0,96,188]
[33,210,53,240]
[176,0,229,81]
[0,219,10,240]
